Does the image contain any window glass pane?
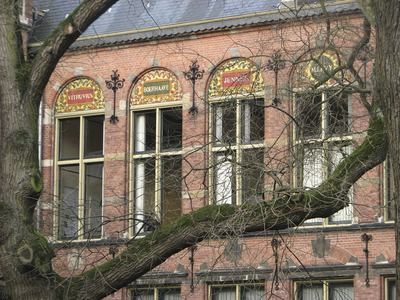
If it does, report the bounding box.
[302,144,324,188]
[212,286,236,300]
[298,283,323,300]
[135,111,156,152]
[296,93,322,139]
[241,285,264,300]
[135,158,157,233]
[328,143,353,224]
[159,288,180,300]
[59,165,79,239]
[215,154,236,205]
[327,92,349,135]
[301,144,324,224]
[329,282,353,300]
[85,116,104,157]
[59,118,80,159]
[388,279,396,300]
[162,108,182,150]
[84,163,103,238]
[241,99,264,143]
[133,289,154,300]
[162,157,182,225]
[214,103,237,145]
[242,149,264,203]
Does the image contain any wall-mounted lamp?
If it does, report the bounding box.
[106,70,125,124]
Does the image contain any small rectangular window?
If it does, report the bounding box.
[58,165,79,239]
[241,99,264,143]
[213,102,237,145]
[387,278,396,300]
[85,116,104,157]
[161,108,182,150]
[135,111,157,152]
[296,93,322,139]
[59,118,80,160]
[84,163,103,238]
[296,281,353,300]
[132,287,180,300]
[210,284,264,300]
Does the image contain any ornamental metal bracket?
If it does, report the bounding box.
[271,238,282,290]
[189,245,197,293]
[184,60,204,115]
[361,233,373,287]
[106,70,125,124]
[267,51,286,107]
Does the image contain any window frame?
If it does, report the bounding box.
[293,90,353,226]
[385,277,396,300]
[130,102,183,236]
[54,110,105,241]
[208,93,265,206]
[294,279,354,300]
[208,283,265,300]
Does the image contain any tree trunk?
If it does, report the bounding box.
[367,1,400,299]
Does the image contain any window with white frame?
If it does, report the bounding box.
[132,287,180,300]
[132,107,182,234]
[211,98,265,205]
[294,91,353,225]
[384,153,395,221]
[56,115,104,240]
[295,280,354,300]
[210,283,265,300]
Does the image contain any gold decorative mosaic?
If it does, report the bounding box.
[208,59,264,97]
[131,69,182,106]
[292,49,353,88]
[56,78,104,113]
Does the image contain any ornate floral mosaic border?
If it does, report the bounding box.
[131,69,182,106]
[208,59,264,97]
[56,78,104,113]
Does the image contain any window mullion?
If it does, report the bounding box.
[155,109,162,219]
[321,94,329,226]
[236,100,243,205]
[209,105,215,204]
[321,93,328,140]
[323,281,329,300]
[78,116,85,239]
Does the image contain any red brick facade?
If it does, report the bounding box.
[35,4,395,300]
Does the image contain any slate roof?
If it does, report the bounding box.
[29,0,360,49]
